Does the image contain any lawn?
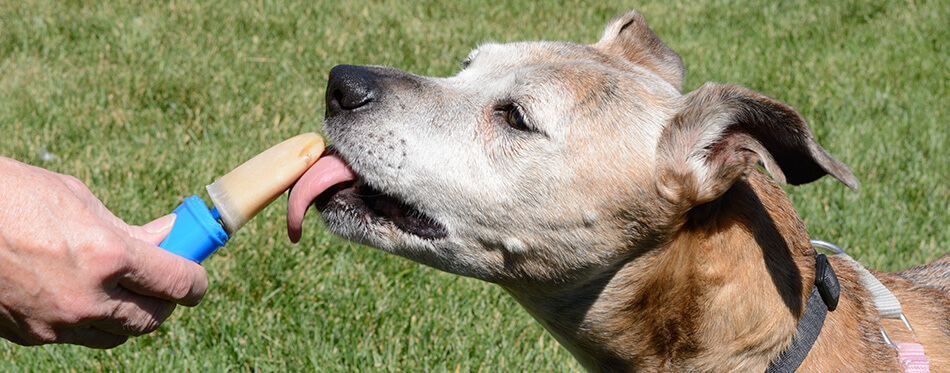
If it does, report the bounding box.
[0,0,947,371]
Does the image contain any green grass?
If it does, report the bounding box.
[0,0,947,371]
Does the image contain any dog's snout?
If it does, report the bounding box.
[326,65,378,117]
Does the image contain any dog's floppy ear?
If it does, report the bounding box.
[594,10,684,91]
[655,83,858,205]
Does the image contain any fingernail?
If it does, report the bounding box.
[143,213,177,234]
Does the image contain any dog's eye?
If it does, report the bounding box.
[500,104,531,132]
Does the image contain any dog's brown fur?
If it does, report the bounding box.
[532,14,950,371]
[313,9,950,372]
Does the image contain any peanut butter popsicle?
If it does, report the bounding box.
[158,133,325,263]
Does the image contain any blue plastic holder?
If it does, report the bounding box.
[158,195,229,263]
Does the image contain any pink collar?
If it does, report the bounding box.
[812,240,931,372]
[897,342,930,372]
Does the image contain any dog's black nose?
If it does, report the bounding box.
[326,65,377,117]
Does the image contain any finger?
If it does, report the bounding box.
[60,327,129,349]
[128,213,177,246]
[118,240,208,307]
[95,287,177,337]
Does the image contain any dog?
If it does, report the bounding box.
[286,10,950,372]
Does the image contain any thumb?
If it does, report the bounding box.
[130,213,177,246]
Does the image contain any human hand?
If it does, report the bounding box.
[0,157,208,348]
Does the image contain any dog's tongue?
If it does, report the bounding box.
[287,154,356,243]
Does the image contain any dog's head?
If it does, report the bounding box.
[287,11,857,287]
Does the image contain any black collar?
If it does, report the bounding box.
[765,253,840,373]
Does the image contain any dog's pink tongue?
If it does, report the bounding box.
[287,154,356,243]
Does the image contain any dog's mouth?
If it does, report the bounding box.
[286,148,447,243]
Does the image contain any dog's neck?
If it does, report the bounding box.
[506,172,818,372]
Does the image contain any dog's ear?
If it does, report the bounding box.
[655,83,858,205]
[594,10,684,91]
